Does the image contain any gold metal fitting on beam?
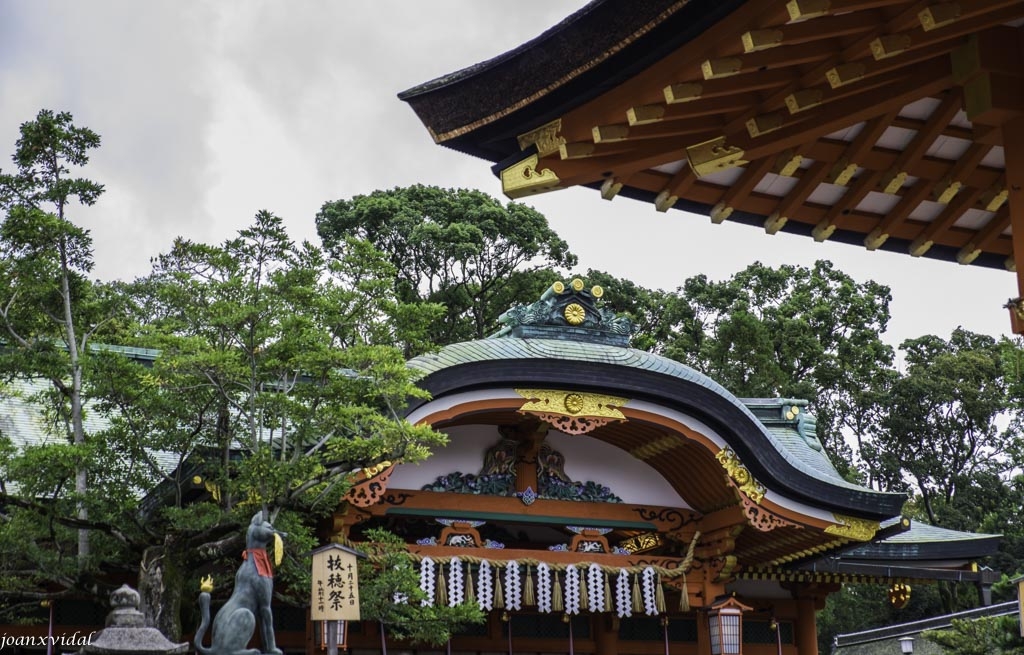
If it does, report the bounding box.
[600,177,623,200]
[500,153,561,199]
[592,124,630,143]
[812,220,836,242]
[933,179,962,204]
[864,228,888,251]
[826,62,865,89]
[655,190,678,212]
[711,202,734,224]
[784,89,823,113]
[559,142,595,159]
[774,151,803,177]
[664,82,703,104]
[701,57,742,80]
[627,104,666,125]
[686,136,747,177]
[870,34,912,60]
[983,186,1008,212]
[956,243,980,265]
[517,119,565,157]
[919,3,960,31]
[826,514,879,541]
[742,29,784,53]
[909,235,933,257]
[881,169,908,194]
[827,158,858,186]
[746,112,785,137]
[764,212,788,234]
[786,0,831,20]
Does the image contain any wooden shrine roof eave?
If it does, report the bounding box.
[399,0,747,151]
[406,356,906,520]
[579,176,1014,270]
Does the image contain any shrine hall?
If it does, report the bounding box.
[332,280,1000,655]
[398,0,1024,331]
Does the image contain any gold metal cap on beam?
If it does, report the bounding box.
[880,169,908,194]
[742,29,783,53]
[956,242,981,265]
[774,151,803,177]
[933,178,962,204]
[812,219,837,242]
[686,136,747,177]
[785,89,823,113]
[517,119,565,157]
[500,152,561,199]
[600,177,622,200]
[787,0,831,20]
[627,104,666,125]
[764,212,788,234]
[664,82,703,104]
[919,3,960,31]
[592,124,630,143]
[655,190,679,212]
[864,227,888,250]
[711,202,734,224]
[559,142,595,159]
[702,57,742,80]
[827,158,858,186]
[826,63,866,89]
[909,235,934,257]
[983,186,1008,212]
[870,34,912,60]
[746,112,785,137]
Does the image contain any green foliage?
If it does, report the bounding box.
[357,528,484,646]
[924,615,1024,655]
[316,185,575,346]
[657,260,894,471]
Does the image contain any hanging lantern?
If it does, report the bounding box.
[707,594,753,655]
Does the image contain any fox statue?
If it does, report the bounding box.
[195,512,285,655]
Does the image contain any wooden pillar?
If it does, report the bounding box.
[696,609,711,655]
[595,615,619,655]
[794,597,818,655]
[1006,114,1024,307]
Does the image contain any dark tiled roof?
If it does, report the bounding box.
[400,0,744,156]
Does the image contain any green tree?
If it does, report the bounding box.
[357,529,484,646]
[924,615,1024,655]
[659,260,894,472]
[0,109,114,564]
[869,330,1014,522]
[316,185,576,347]
[0,206,450,639]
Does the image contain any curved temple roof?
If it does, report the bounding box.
[400,0,1024,329]
[406,280,906,521]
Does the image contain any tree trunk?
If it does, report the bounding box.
[139,543,185,640]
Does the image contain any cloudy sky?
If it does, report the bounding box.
[0,1,1015,349]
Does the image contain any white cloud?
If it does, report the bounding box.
[0,0,1015,345]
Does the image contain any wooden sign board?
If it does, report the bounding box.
[311,543,363,621]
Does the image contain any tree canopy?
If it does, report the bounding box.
[316,185,576,346]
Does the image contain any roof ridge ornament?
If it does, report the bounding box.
[491,278,635,346]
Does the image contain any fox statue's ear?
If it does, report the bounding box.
[251,511,264,526]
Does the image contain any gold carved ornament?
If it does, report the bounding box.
[715,448,766,504]
[825,514,880,542]
[500,152,561,199]
[516,389,627,435]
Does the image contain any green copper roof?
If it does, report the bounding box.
[409,337,862,493]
